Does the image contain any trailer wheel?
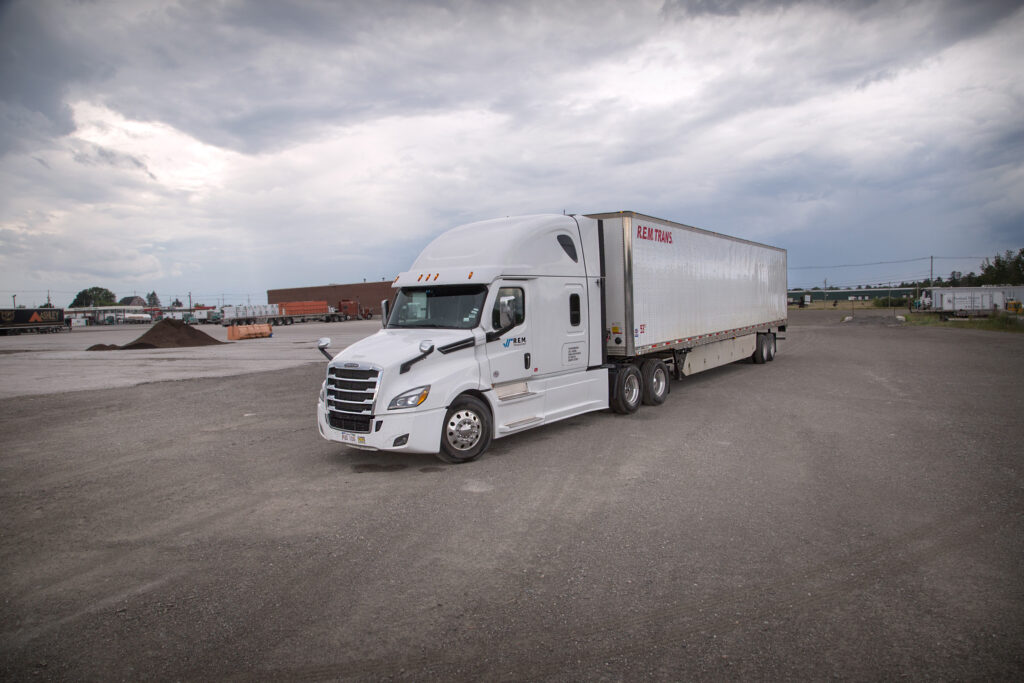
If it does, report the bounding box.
[436,395,492,464]
[640,359,669,406]
[610,364,643,414]
[753,334,767,364]
[766,333,776,361]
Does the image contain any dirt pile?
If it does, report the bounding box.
[88,319,226,351]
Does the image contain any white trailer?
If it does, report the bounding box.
[316,211,787,463]
[222,304,279,325]
[926,287,1005,317]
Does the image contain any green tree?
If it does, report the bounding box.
[976,249,1024,286]
[70,287,117,308]
[146,291,161,307]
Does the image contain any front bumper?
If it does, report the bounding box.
[317,400,446,454]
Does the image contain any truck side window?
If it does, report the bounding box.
[557,234,578,262]
[492,287,525,329]
[569,293,581,327]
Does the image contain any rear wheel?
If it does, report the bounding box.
[610,364,642,414]
[640,359,670,405]
[766,333,777,361]
[753,333,767,364]
[437,395,492,464]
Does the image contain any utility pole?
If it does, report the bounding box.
[930,256,933,285]
[823,278,827,310]
[188,291,192,310]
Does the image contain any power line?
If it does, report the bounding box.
[788,256,986,271]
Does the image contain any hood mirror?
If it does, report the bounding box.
[317,337,333,361]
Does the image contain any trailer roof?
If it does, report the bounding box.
[584,211,787,254]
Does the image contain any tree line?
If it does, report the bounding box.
[68,288,180,308]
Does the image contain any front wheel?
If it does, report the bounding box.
[437,395,492,464]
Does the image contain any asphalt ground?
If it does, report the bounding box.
[1,309,1022,680]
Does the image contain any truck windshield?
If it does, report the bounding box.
[387,285,487,329]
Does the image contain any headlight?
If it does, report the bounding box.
[319,380,327,404]
[388,385,430,410]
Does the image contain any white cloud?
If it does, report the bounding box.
[0,0,1021,303]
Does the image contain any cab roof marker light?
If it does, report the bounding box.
[468,271,474,279]
[433,273,439,281]
[417,274,423,282]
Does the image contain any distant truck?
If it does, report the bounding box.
[336,299,373,320]
[223,301,343,326]
[0,308,66,335]
[192,309,222,324]
[316,211,787,463]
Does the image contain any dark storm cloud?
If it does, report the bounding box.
[0,1,102,155]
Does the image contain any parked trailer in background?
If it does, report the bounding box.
[0,308,66,335]
[316,211,787,463]
[222,301,342,326]
[222,304,279,325]
[925,287,1006,318]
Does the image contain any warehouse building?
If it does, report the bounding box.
[267,281,395,316]
[788,287,917,304]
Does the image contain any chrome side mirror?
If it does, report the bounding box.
[381,299,390,328]
[317,337,333,361]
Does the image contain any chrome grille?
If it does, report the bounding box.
[326,363,381,433]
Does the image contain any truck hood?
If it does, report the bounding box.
[332,328,475,372]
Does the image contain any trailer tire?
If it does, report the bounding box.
[766,333,776,361]
[640,359,669,406]
[610,364,643,414]
[436,395,492,464]
[753,333,767,364]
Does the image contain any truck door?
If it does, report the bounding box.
[485,282,532,385]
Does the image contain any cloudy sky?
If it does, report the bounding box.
[1,0,1022,307]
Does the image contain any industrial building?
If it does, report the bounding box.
[266,281,395,316]
[788,287,917,304]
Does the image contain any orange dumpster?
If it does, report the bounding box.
[227,324,273,340]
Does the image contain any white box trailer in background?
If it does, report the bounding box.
[316,211,787,463]
[926,287,1005,317]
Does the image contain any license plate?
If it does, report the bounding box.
[339,431,367,445]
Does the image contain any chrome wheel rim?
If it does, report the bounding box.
[624,373,641,406]
[653,368,666,397]
[447,410,482,451]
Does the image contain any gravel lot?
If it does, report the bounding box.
[1,309,1022,680]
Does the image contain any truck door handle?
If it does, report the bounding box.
[524,353,531,369]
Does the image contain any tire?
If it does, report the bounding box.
[766,333,777,361]
[752,333,767,364]
[640,359,670,406]
[610,364,643,414]
[436,395,492,464]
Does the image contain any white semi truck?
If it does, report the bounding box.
[316,211,787,463]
